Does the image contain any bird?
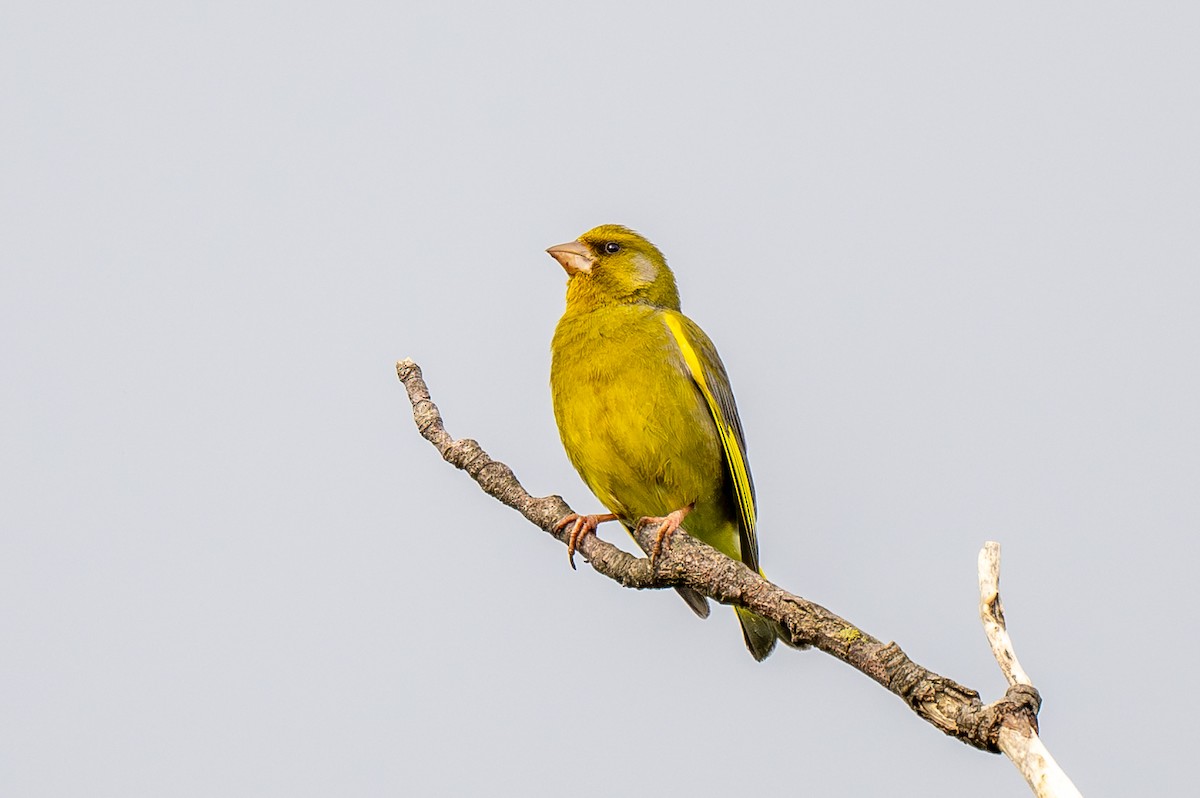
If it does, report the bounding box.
[546,223,781,660]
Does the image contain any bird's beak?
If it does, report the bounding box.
[546,241,595,275]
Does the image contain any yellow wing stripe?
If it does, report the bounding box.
[662,314,757,536]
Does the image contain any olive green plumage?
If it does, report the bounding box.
[547,224,779,661]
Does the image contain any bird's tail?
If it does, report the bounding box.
[735,606,779,661]
[735,606,805,661]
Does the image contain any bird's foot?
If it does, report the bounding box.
[637,503,694,567]
[553,512,618,570]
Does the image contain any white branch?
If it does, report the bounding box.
[978,542,1032,687]
[977,542,1082,798]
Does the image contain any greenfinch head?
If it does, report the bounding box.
[546,224,681,312]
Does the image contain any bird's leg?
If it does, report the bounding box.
[637,503,695,566]
[553,512,619,570]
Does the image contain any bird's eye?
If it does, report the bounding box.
[603,241,621,254]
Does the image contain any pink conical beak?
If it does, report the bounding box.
[546,241,595,275]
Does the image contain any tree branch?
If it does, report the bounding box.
[398,358,1077,791]
[979,543,1082,797]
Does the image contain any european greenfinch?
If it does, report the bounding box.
[547,224,780,661]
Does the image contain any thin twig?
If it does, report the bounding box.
[979,543,1083,797]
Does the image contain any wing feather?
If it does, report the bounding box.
[661,312,759,571]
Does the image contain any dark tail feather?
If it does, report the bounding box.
[735,606,779,661]
[675,586,710,618]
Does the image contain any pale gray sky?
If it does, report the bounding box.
[3,3,1198,796]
